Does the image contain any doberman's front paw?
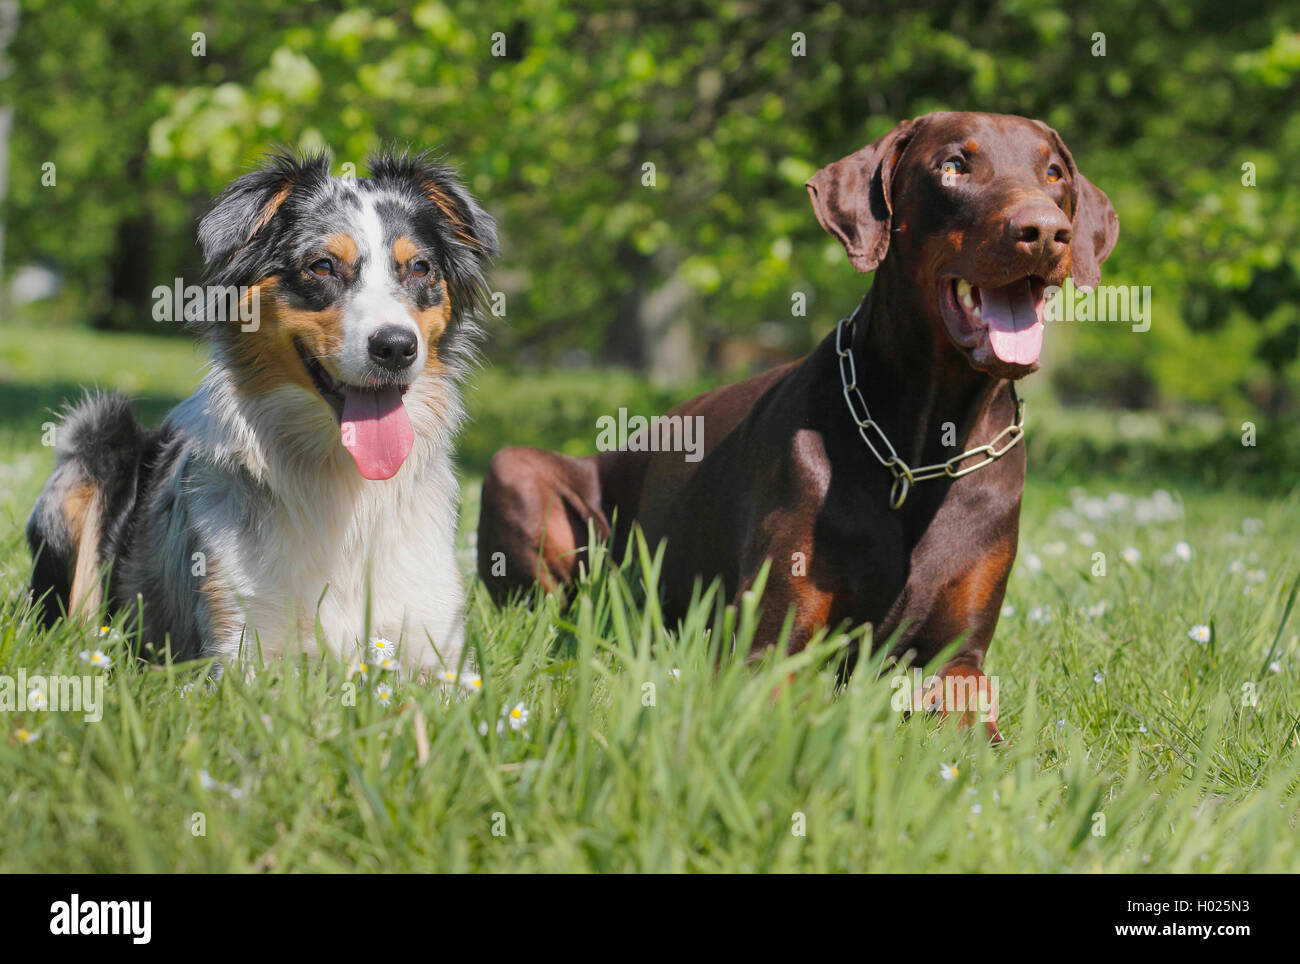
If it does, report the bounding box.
[921,662,1003,742]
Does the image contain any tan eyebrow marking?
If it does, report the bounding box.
[1038,143,1051,158]
[324,233,358,264]
[392,236,420,262]
[964,139,979,153]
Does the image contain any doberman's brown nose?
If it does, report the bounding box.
[1006,200,1072,263]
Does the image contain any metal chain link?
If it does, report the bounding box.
[835,315,1025,509]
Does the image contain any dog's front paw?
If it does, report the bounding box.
[921,662,1003,742]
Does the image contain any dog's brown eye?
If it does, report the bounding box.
[940,157,967,177]
[411,260,431,278]
[309,259,333,277]
[1046,164,1063,183]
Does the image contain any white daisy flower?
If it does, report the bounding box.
[461,673,483,693]
[1001,604,1015,618]
[1269,660,1282,674]
[179,682,195,698]
[1092,671,1104,684]
[80,649,111,670]
[27,688,47,710]
[506,703,530,731]
[375,682,394,706]
[1077,531,1097,547]
[1228,559,1246,574]
[668,668,681,681]
[1121,547,1141,565]
[970,803,982,815]
[1023,553,1043,573]
[940,763,959,781]
[439,669,459,684]
[1028,606,1053,625]
[1246,568,1267,584]
[368,636,397,659]
[1174,541,1193,562]
[374,655,399,672]
[1188,624,1211,644]
[15,727,40,744]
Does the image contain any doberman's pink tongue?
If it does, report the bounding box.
[341,386,413,480]
[981,278,1043,366]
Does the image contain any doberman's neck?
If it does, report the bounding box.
[848,259,1013,472]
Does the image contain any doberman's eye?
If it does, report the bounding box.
[308,258,334,277]
[940,157,967,178]
[1046,164,1064,183]
[411,259,432,278]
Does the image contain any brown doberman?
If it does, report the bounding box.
[476,112,1118,739]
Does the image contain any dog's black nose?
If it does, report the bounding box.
[368,326,418,371]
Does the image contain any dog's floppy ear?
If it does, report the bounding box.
[806,119,918,273]
[198,150,331,283]
[1067,173,1119,291]
[370,151,499,317]
[1035,123,1119,291]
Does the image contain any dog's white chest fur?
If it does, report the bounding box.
[221,471,462,668]
[175,377,465,671]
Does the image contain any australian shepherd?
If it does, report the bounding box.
[26,150,498,673]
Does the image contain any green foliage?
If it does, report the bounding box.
[5,1,1300,408]
[1,466,1299,871]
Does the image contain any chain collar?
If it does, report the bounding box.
[834,315,1026,510]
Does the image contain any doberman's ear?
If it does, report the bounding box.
[1067,172,1119,291]
[806,119,918,274]
[198,150,331,280]
[1035,123,1119,290]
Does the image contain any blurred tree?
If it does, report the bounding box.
[2,0,1298,411]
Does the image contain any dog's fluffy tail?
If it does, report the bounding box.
[27,391,145,627]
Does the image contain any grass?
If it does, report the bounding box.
[1,324,1298,872]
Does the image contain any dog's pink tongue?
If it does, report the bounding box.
[341,387,413,480]
[981,279,1043,366]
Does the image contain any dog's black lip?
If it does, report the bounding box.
[291,339,411,422]
[293,338,345,420]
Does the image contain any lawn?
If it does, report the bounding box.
[0,325,1298,872]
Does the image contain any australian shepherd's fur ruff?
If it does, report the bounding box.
[26,150,498,672]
